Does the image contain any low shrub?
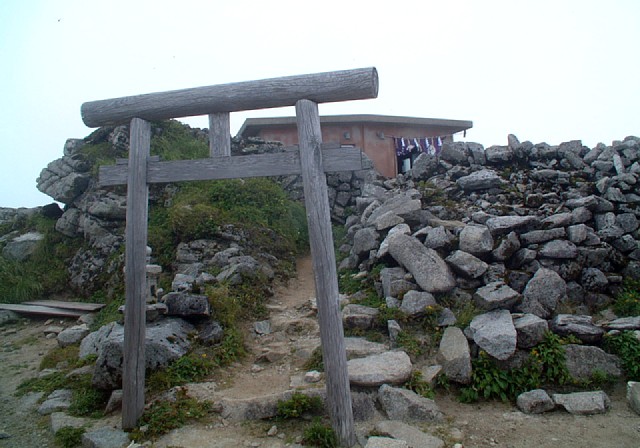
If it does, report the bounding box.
[132,389,211,440]
[303,418,338,448]
[604,331,640,380]
[277,392,323,419]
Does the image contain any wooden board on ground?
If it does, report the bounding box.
[0,303,86,318]
[22,300,105,312]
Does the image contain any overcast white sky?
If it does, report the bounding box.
[1,0,638,208]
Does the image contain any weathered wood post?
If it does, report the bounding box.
[122,117,151,429]
[296,99,356,446]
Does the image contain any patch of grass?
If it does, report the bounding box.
[89,295,124,331]
[403,370,434,399]
[54,426,86,448]
[604,331,640,380]
[40,345,80,370]
[16,371,68,397]
[303,346,324,372]
[303,418,337,448]
[148,352,217,392]
[132,388,212,441]
[277,392,323,419]
[612,279,640,317]
[67,375,110,418]
[395,331,425,359]
[0,213,83,303]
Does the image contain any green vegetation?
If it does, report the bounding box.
[302,418,338,448]
[132,389,212,441]
[604,331,640,380]
[148,177,308,273]
[148,352,217,392]
[0,213,81,303]
[303,346,325,372]
[403,370,434,399]
[612,279,640,317]
[17,371,109,418]
[459,332,573,403]
[54,426,86,448]
[276,392,323,419]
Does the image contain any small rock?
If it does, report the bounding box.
[305,371,322,383]
[267,425,278,436]
[516,389,555,414]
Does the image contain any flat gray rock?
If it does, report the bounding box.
[486,215,540,236]
[603,316,640,330]
[550,314,605,344]
[348,351,412,386]
[456,169,503,192]
[57,324,90,348]
[563,344,621,380]
[446,250,489,279]
[344,337,388,359]
[342,304,379,330]
[539,239,578,259]
[365,437,408,448]
[378,385,444,422]
[552,391,610,415]
[374,420,444,448]
[469,310,517,360]
[82,427,131,448]
[474,281,521,311]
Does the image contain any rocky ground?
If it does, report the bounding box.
[1,256,639,448]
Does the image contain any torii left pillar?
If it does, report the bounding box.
[122,117,151,429]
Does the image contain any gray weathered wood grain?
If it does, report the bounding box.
[296,99,355,447]
[81,67,378,127]
[99,148,364,186]
[209,112,231,157]
[121,118,151,430]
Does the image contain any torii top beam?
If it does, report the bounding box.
[81,67,379,127]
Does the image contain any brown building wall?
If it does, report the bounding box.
[256,123,456,178]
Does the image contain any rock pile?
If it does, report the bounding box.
[337,134,640,414]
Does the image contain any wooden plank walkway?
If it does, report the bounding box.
[0,300,105,318]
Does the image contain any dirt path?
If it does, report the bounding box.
[0,318,58,447]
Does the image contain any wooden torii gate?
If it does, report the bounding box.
[81,67,378,447]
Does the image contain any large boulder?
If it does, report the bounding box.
[388,233,456,294]
[347,351,412,386]
[1,232,44,261]
[563,344,621,381]
[378,384,443,422]
[519,268,566,318]
[459,224,494,255]
[89,318,194,389]
[469,310,517,360]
